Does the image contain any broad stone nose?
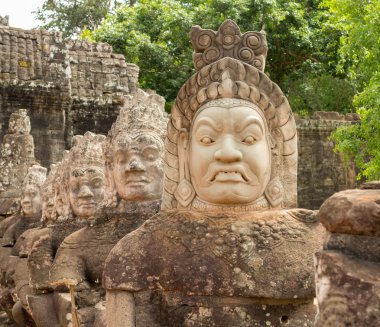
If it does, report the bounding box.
[214,136,242,163]
[78,184,93,198]
[127,156,145,171]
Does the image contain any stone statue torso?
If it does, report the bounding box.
[104,208,325,326]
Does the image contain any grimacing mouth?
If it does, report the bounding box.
[209,167,250,183]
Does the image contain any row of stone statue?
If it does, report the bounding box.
[0,20,378,327]
[0,87,167,326]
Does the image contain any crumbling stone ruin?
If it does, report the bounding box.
[0,109,36,217]
[297,111,359,209]
[0,16,9,27]
[0,22,139,168]
[315,182,380,327]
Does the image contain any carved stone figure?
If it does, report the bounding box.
[26,133,105,327]
[1,165,46,247]
[103,20,324,327]
[0,109,36,216]
[0,164,46,326]
[48,91,167,327]
[9,164,63,327]
[315,183,380,327]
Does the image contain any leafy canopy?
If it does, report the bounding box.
[34,0,137,37]
[86,0,354,113]
[326,0,380,180]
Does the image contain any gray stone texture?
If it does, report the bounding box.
[0,110,37,216]
[297,112,358,209]
[0,25,139,169]
[315,185,380,326]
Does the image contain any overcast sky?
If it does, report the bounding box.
[1,0,45,29]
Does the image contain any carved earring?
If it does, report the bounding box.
[174,129,195,208]
[175,179,196,208]
[264,178,283,209]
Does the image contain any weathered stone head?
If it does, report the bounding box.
[164,20,297,210]
[8,109,31,135]
[51,152,69,221]
[21,165,47,218]
[63,132,106,220]
[40,164,58,224]
[0,109,35,197]
[4,110,34,159]
[102,89,167,208]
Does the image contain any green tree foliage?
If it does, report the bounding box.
[326,0,380,180]
[88,0,354,113]
[35,0,129,37]
[89,0,196,106]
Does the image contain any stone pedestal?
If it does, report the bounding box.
[315,183,380,326]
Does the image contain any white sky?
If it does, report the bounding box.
[0,0,45,29]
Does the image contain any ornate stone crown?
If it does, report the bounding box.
[69,132,106,168]
[191,20,268,71]
[41,164,57,196]
[52,151,70,221]
[162,20,297,210]
[107,89,167,142]
[102,89,167,208]
[23,164,47,188]
[8,109,31,135]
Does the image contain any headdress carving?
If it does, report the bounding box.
[102,89,168,207]
[163,20,297,210]
[69,132,106,168]
[191,20,268,71]
[41,164,57,223]
[23,165,47,188]
[106,89,167,142]
[63,132,106,219]
[52,151,70,221]
[8,109,31,135]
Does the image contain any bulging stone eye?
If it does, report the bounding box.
[242,136,255,144]
[200,136,214,144]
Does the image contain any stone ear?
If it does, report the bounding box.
[175,129,195,208]
[104,163,118,207]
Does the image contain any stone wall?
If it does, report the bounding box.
[297,111,359,209]
[0,23,138,168]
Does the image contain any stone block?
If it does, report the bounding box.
[315,251,380,327]
[318,188,380,236]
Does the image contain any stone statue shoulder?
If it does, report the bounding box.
[11,227,47,257]
[1,219,19,246]
[103,209,325,299]
[0,215,21,238]
[49,226,88,287]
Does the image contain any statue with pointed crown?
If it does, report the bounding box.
[10,162,73,326]
[46,90,167,327]
[14,132,106,327]
[103,20,325,327]
[11,164,61,327]
[0,109,36,217]
[0,164,46,326]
